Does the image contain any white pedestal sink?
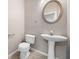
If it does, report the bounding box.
[41,34,67,59]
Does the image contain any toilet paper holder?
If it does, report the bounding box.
[8,33,15,38]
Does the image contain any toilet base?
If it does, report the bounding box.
[27,52,30,57]
[20,52,30,59]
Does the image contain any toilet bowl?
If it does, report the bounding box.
[18,34,35,59]
[18,42,30,59]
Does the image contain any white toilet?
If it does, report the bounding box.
[18,34,35,59]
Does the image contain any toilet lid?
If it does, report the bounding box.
[19,42,30,48]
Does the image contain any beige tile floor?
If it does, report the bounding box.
[28,51,47,59]
[10,51,47,59]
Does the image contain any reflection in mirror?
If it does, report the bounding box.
[42,0,63,24]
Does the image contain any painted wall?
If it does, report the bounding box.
[8,0,24,54]
[67,0,70,59]
[25,0,67,59]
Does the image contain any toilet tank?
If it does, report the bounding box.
[25,34,35,44]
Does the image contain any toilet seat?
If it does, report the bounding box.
[18,42,30,52]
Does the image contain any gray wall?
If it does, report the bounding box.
[25,0,67,59]
[8,0,24,54]
[67,0,70,59]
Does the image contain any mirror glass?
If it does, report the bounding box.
[42,1,63,24]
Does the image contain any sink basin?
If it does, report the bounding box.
[40,34,67,59]
[41,34,67,42]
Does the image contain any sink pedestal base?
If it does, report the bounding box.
[48,40,55,59]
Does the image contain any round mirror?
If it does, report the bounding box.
[42,0,63,24]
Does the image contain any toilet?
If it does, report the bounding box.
[18,34,35,59]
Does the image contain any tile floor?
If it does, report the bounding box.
[9,50,47,59]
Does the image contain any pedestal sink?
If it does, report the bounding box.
[41,34,67,59]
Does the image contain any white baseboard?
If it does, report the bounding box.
[31,48,48,56]
[8,49,18,59]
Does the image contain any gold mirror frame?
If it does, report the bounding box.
[42,0,63,24]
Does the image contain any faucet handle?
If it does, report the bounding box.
[50,30,54,35]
